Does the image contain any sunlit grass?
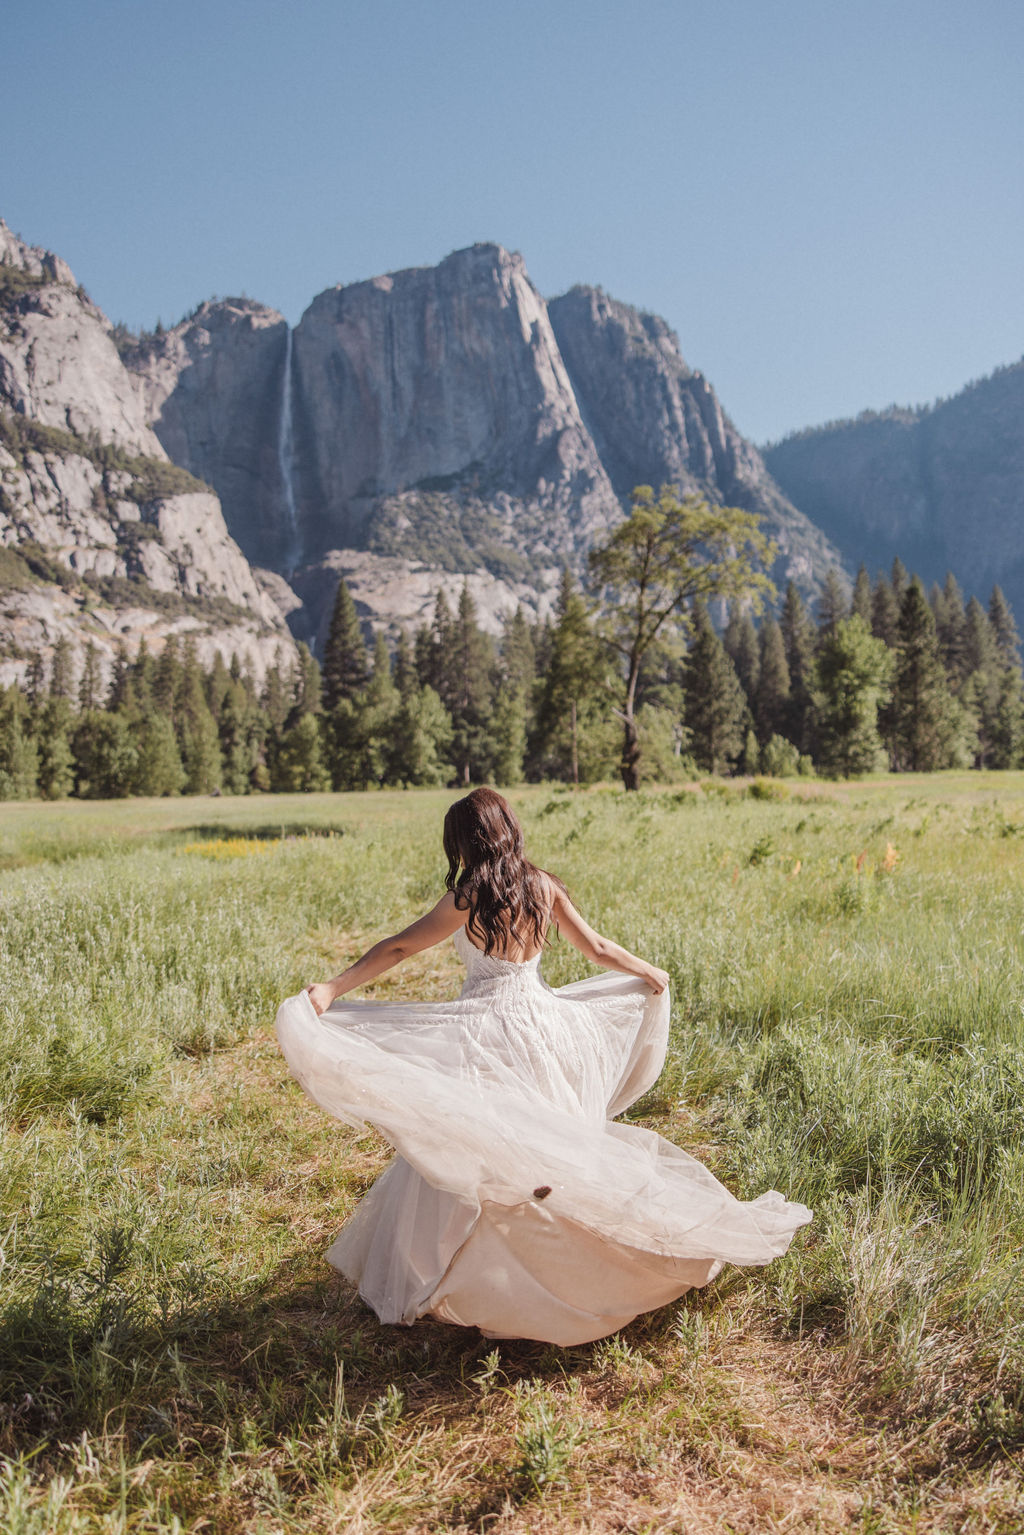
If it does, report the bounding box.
[0,775,1023,1530]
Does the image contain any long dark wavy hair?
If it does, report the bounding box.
[443,788,563,955]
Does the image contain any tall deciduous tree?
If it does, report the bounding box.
[589,486,773,789]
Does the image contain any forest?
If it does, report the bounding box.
[1,550,1020,802]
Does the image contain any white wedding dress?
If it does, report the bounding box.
[274,926,811,1346]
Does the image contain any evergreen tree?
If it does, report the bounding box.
[962,596,1005,766]
[261,647,291,732]
[755,616,791,744]
[850,565,872,625]
[34,696,75,799]
[725,607,760,705]
[0,686,40,799]
[990,667,1024,769]
[106,643,136,714]
[331,632,401,790]
[134,713,186,796]
[780,582,816,753]
[988,585,1021,669]
[174,638,221,794]
[78,643,102,712]
[389,686,452,787]
[393,631,416,701]
[529,570,609,784]
[322,578,369,711]
[812,615,892,777]
[49,636,74,701]
[446,584,496,785]
[24,652,46,707]
[152,637,181,722]
[129,638,154,714]
[891,556,909,604]
[500,606,536,697]
[682,602,747,774]
[934,572,968,686]
[888,579,964,770]
[271,712,330,791]
[72,711,138,798]
[815,568,848,640]
[871,571,901,648]
[291,643,322,718]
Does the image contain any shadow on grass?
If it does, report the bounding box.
[177,822,346,843]
[0,1248,688,1467]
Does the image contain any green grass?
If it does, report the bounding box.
[1,776,1023,1531]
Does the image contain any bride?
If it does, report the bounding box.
[275,787,811,1346]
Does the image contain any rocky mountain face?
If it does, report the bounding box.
[548,287,841,589]
[0,220,297,689]
[126,245,845,645]
[763,359,1024,613]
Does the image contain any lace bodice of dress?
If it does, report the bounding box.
[453,925,543,999]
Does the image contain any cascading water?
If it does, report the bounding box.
[277,326,301,575]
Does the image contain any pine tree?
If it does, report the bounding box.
[106,643,136,714]
[812,615,892,777]
[322,578,369,711]
[934,572,968,686]
[72,711,138,798]
[891,556,909,604]
[990,667,1024,769]
[34,696,75,799]
[988,585,1021,670]
[529,570,609,784]
[292,643,323,718]
[271,712,330,791]
[755,616,791,744]
[0,686,40,799]
[871,571,901,648]
[78,644,102,712]
[888,579,964,771]
[393,631,416,701]
[334,632,401,790]
[816,568,848,640]
[725,607,760,705]
[152,637,181,721]
[682,602,747,774]
[134,713,186,796]
[177,638,222,794]
[24,652,46,707]
[446,584,496,785]
[850,565,872,624]
[261,647,291,732]
[780,582,816,753]
[49,636,75,701]
[388,686,452,786]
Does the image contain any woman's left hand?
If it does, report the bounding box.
[305,982,335,1016]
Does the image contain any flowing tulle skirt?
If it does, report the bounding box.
[275,940,811,1345]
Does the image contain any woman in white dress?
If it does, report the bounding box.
[275,788,811,1347]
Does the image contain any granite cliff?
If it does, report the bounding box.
[764,359,1024,613]
[127,246,845,644]
[0,220,297,689]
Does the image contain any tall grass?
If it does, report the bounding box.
[0,777,1022,1530]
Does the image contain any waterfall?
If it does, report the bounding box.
[277,326,301,574]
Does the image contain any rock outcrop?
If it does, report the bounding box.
[125,246,845,640]
[0,219,297,688]
[763,359,1024,613]
[127,299,292,571]
[548,286,843,593]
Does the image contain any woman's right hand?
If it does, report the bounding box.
[644,966,671,996]
[305,982,336,1016]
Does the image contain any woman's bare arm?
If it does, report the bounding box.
[306,891,466,1014]
[549,886,670,994]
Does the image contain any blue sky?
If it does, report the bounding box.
[4,0,1023,442]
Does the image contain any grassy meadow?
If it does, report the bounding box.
[1,775,1023,1532]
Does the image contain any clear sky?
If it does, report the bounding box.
[4,0,1023,443]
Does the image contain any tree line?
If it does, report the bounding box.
[0,490,1021,800]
